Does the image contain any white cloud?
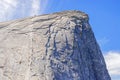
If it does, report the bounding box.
[104,51,120,76]
[30,0,48,16]
[30,0,40,16]
[0,0,18,21]
[0,0,48,22]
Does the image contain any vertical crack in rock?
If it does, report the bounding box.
[0,10,111,80]
[45,24,53,56]
[45,22,56,80]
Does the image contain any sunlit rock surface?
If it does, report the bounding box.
[0,11,111,80]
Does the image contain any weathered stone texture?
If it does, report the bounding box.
[0,11,111,80]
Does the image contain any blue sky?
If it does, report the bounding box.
[0,0,120,80]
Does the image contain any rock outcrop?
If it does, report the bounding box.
[0,10,111,80]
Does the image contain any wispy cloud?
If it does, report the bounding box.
[30,0,48,16]
[30,0,40,16]
[98,37,109,48]
[0,0,18,21]
[0,0,48,22]
[104,51,120,76]
[39,0,48,13]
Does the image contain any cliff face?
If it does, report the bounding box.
[0,11,111,80]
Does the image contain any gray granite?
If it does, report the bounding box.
[0,10,111,80]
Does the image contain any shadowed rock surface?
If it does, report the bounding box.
[0,10,111,80]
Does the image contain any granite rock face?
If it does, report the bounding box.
[0,11,111,80]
